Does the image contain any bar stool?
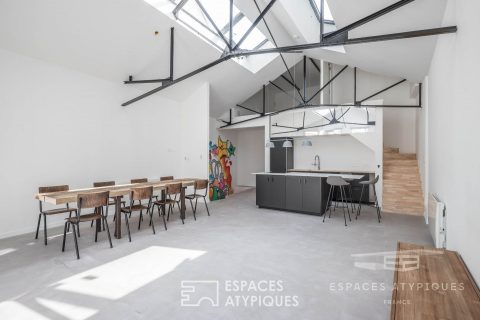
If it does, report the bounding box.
[121,186,156,242]
[36,185,78,245]
[356,175,381,223]
[323,176,352,226]
[185,179,210,220]
[62,191,113,259]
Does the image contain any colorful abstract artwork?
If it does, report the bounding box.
[209,136,236,201]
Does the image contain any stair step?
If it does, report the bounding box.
[384,159,418,166]
[383,148,423,215]
[384,146,399,153]
[384,153,417,160]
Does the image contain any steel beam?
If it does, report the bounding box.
[195,0,232,51]
[359,79,406,103]
[310,58,321,73]
[124,78,171,84]
[122,56,230,106]
[323,0,416,40]
[269,81,304,105]
[236,104,262,115]
[170,27,174,79]
[230,26,457,57]
[173,0,189,18]
[229,0,234,48]
[307,65,348,103]
[233,0,277,51]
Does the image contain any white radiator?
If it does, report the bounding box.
[428,194,446,248]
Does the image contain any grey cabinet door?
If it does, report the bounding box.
[256,175,270,207]
[285,176,303,211]
[302,177,322,214]
[269,175,286,209]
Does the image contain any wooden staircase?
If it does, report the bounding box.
[383,146,424,215]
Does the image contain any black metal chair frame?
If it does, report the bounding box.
[185,181,210,220]
[323,178,352,227]
[356,176,382,223]
[121,188,157,242]
[62,192,113,259]
[36,186,78,246]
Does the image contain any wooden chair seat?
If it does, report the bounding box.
[66,213,102,223]
[185,193,205,199]
[154,199,178,206]
[121,204,149,213]
[43,207,77,215]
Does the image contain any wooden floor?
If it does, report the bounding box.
[383,146,424,215]
[391,242,480,320]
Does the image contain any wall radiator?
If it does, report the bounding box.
[428,193,446,248]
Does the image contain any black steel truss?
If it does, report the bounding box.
[122,0,456,106]
[220,60,422,129]
[124,27,175,85]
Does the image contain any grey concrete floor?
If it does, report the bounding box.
[0,189,432,320]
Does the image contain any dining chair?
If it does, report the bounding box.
[62,191,113,259]
[121,186,156,242]
[152,176,174,201]
[90,181,125,229]
[185,179,210,220]
[153,182,183,224]
[129,178,148,218]
[36,185,78,245]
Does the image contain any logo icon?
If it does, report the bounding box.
[351,249,442,272]
[180,280,220,307]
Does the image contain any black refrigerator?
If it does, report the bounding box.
[270,138,294,173]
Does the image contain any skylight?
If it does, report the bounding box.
[146,0,276,73]
[315,0,334,21]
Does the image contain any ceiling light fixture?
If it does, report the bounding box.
[301,140,312,147]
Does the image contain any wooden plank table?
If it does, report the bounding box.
[391,242,480,320]
[35,178,198,239]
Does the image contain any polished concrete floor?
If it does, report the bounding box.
[0,189,432,320]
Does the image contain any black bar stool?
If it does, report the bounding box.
[356,175,381,223]
[323,176,352,226]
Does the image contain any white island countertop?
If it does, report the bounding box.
[252,172,366,180]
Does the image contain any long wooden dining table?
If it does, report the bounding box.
[35,178,198,239]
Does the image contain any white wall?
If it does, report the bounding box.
[294,135,375,172]
[235,128,265,187]
[417,0,480,282]
[0,48,208,238]
[180,83,210,179]
[383,109,417,153]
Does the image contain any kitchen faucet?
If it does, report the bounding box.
[313,155,321,170]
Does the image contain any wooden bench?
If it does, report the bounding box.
[391,242,480,319]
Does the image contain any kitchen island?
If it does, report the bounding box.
[253,172,366,216]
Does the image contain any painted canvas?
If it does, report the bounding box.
[209,136,236,201]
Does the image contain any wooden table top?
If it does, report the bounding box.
[35,178,198,205]
[391,242,480,320]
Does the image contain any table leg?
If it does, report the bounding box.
[114,196,122,239]
[180,187,186,222]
